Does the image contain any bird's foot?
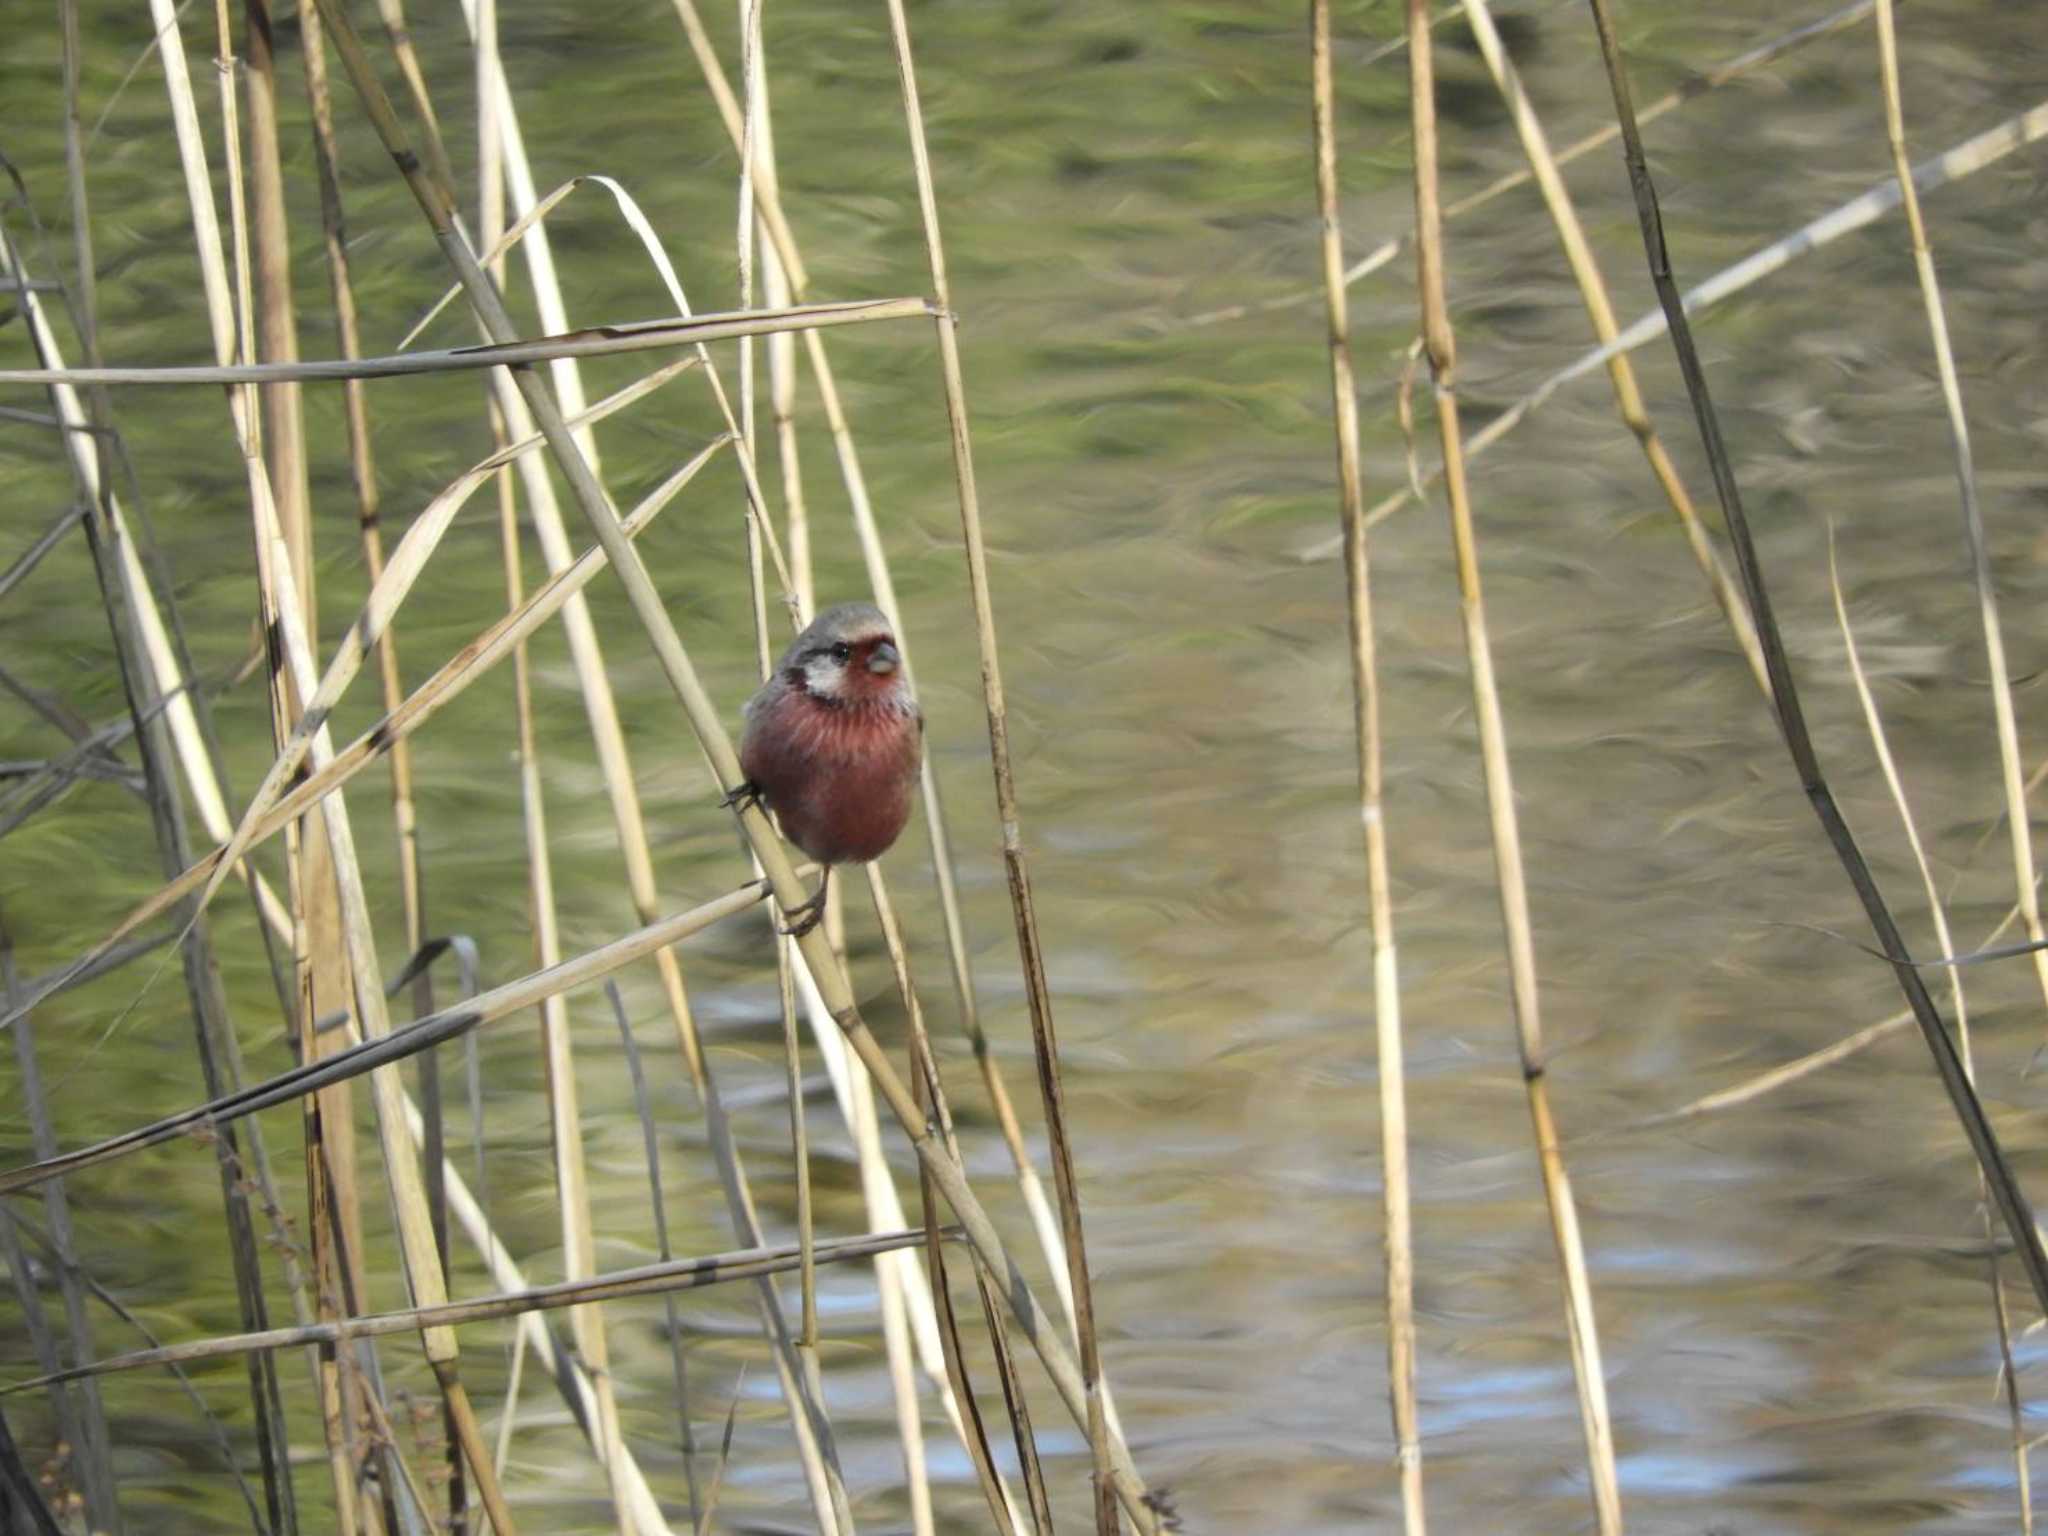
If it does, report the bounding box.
[776,869,831,939]
[721,778,765,814]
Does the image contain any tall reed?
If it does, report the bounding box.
[1407,1,1623,1528]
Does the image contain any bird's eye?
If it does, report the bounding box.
[829,642,853,662]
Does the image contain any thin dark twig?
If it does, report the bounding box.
[1772,922,2048,970]
[5,1212,269,1530]
[0,1400,64,1536]
[1581,0,2048,1315]
[605,980,700,1528]
[0,505,84,604]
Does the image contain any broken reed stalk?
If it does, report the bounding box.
[1295,94,2048,564]
[1579,0,2048,1318]
[1827,533,2032,1527]
[1310,4,1425,1530]
[1871,0,2048,1036]
[877,4,1124,1528]
[1456,0,1769,700]
[300,2,1159,1521]
[1407,3,1623,1531]
[296,25,393,1529]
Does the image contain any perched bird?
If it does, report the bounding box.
[731,602,923,936]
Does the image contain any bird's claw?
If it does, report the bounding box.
[721,779,765,814]
[775,868,831,939]
[778,902,825,940]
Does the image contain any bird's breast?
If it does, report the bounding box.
[741,692,921,866]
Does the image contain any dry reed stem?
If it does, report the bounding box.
[300,0,1159,1519]
[395,1091,678,1536]
[1456,0,1768,700]
[1580,0,2048,1317]
[607,983,702,1524]
[732,19,855,1518]
[4,1229,936,1393]
[501,442,635,1536]
[1296,94,2048,563]
[1310,4,1425,1528]
[11,427,719,1034]
[237,0,310,606]
[738,29,938,1526]
[131,21,537,1520]
[1871,1,2048,1039]
[0,297,927,387]
[3,175,298,1536]
[184,358,695,945]
[248,452,518,1536]
[0,933,121,1535]
[298,29,430,1517]
[1407,2,1622,1528]
[1188,0,1880,329]
[1828,530,2032,1526]
[662,2,1088,1368]
[878,4,1125,1527]
[867,866,1035,1536]
[403,47,844,1512]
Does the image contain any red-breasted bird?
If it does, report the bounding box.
[730,602,923,937]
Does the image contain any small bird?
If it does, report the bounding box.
[730,602,923,937]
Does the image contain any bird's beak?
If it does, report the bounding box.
[867,640,900,675]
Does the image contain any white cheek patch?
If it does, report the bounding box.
[804,658,849,695]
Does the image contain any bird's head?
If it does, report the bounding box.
[779,601,909,707]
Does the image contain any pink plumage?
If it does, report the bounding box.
[736,603,922,933]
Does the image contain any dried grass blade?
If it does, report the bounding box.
[1871,0,2048,1037]
[1828,525,2032,1523]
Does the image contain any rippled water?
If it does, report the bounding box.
[5,0,2048,1531]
